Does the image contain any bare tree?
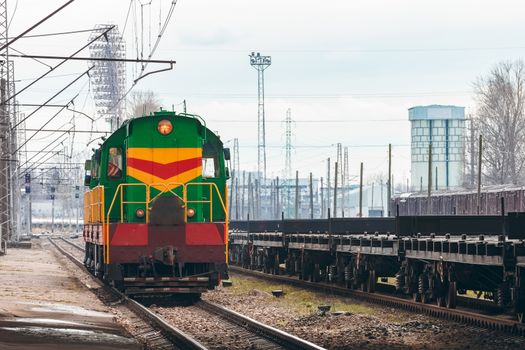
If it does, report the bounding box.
[128,90,161,118]
[474,60,525,184]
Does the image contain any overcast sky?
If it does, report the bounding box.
[9,0,525,185]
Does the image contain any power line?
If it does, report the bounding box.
[12,67,93,130]
[3,26,114,105]
[8,28,100,39]
[0,0,77,52]
[7,53,175,64]
[22,128,108,134]
[206,119,408,123]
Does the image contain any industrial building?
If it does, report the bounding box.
[409,105,465,191]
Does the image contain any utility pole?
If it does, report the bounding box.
[309,172,313,219]
[320,177,324,219]
[477,135,482,214]
[51,187,55,233]
[359,162,363,217]
[336,143,342,217]
[380,179,384,216]
[470,115,476,187]
[342,147,348,217]
[0,0,13,241]
[241,171,246,219]
[327,157,331,216]
[295,170,299,219]
[387,143,391,216]
[371,182,375,209]
[274,176,281,219]
[0,77,9,239]
[247,173,252,219]
[235,177,239,220]
[333,161,338,218]
[427,143,432,215]
[249,52,271,181]
[435,166,438,191]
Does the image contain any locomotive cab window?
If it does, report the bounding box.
[202,142,219,178]
[202,157,216,178]
[107,147,123,179]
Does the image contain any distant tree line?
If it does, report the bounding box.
[471,60,525,185]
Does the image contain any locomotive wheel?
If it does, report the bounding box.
[413,292,422,302]
[367,270,376,293]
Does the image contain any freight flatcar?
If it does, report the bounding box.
[391,185,525,216]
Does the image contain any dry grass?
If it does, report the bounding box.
[227,276,377,316]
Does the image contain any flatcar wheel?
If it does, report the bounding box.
[436,296,446,307]
[312,264,321,283]
[367,270,376,293]
[446,282,457,309]
[421,292,430,304]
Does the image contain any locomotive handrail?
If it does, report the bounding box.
[102,182,228,263]
[186,182,228,223]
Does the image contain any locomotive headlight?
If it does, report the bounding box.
[157,120,173,135]
[187,208,195,217]
[135,208,145,218]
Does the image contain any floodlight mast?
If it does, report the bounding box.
[249,51,271,182]
[89,25,126,132]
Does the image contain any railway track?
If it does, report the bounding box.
[48,237,206,350]
[229,265,525,337]
[53,237,324,350]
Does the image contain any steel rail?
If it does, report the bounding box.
[48,237,207,350]
[230,265,525,336]
[59,238,324,349]
[196,300,325,350]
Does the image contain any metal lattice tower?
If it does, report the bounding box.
[249,52,271,181]
[283,108,293,217]
[89,25,126,132]
[233,138,240,178]
[233,138,240,219]
[0,0,17,242]
[284,108,293,180]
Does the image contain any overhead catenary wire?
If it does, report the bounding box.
[18,135,69,171]
[3,26,114,105]
[101,0,179,120]
[15,95,78,154]
[12,67,93,131]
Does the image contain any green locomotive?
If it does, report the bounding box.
[83,109,230,296]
